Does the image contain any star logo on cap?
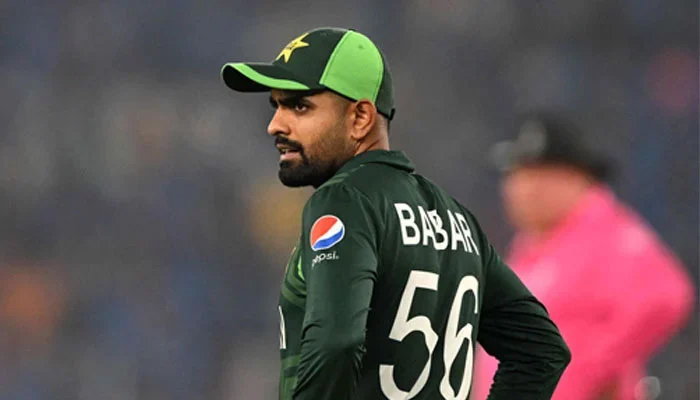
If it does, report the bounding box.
[276,33,310,63]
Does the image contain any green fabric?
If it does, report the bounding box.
[222,63,310,91]
[221,27,394,118]
[277,150,570,399]
[281,283,305,309]
[320,31,384,103]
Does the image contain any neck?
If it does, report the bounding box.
[354,130,390,156]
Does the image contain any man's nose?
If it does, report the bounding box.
[267,109,289,136]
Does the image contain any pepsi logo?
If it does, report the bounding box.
[310,215,345,251]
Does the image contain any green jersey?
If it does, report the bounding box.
[278,150,570,400]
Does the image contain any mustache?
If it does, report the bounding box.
[275,136,303,152]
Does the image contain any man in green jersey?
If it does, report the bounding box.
[221,27,571,400]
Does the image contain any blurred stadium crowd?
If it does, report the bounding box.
[1,1,697,399]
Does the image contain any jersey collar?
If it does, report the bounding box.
[338,150,415,174]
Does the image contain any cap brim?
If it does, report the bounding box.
[221,63,318,92]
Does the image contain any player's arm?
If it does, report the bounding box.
[292,183,378,400]
[471,215,571,399]
[477,246,570,399]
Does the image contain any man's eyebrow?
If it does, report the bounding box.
[279,94,306,107]
[270,89,326,108]
[271,93,311,108]
[269,95,302,109]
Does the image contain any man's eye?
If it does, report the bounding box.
[294,103,308,112]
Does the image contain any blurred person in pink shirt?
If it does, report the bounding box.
[473,114,695,400]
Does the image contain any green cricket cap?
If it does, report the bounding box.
[221,27,395,120]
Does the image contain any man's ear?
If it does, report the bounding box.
[349,99,377,141]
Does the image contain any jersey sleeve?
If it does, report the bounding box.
[473,217,571,399]
[292,183,379,400]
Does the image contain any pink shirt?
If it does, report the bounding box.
[473,185,694,400]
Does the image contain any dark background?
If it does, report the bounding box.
[1,1,697,398]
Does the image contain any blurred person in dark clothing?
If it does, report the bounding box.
[473,113,695,400]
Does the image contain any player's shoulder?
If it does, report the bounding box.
[302,171,374,222]
[302,162,404,222]
[305,179,367,209]
[317,161,401,197]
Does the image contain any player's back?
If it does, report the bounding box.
[343,155,486,400]
[280,151,568,400]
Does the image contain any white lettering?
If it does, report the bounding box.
[395,203,420,245]
[428,210,449,251]
[394,204,480,256]
[448,210,468,252]
[455,213,479,255]
[418,206,437,248]
[311,251,340,267]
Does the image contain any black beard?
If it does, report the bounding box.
[278,155,339,188]
[274,134,348,188]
